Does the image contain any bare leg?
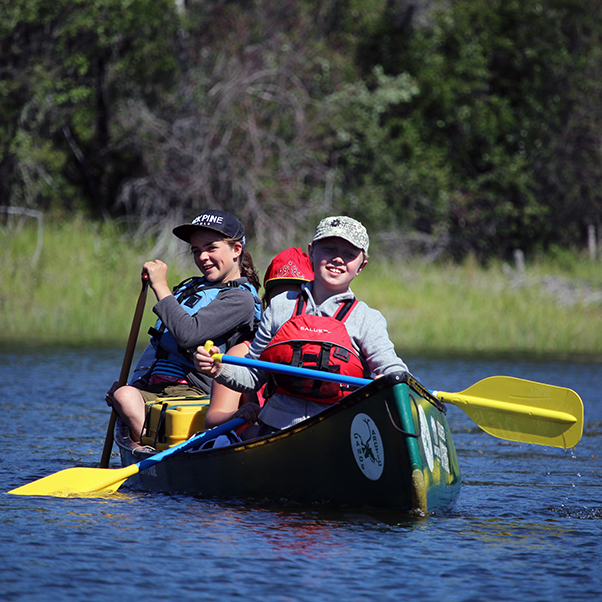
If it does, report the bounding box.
[112,385,146,443]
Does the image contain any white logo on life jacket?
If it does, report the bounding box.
[300,326,332,334]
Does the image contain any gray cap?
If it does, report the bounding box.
[312,216,369,255]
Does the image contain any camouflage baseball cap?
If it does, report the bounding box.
[312,216,369,255]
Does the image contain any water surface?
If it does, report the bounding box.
[1,347,600,601]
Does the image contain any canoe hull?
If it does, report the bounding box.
[118,374,461,513]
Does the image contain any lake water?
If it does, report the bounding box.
[1,347,600,601]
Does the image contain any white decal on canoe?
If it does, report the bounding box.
[436,420,450,473]
[419,406,434,471]
[430,416,440,463]
[350,413,384,481]
[429,415,451,474]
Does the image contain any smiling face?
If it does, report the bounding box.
[309,237,367,303]
[189,229,243,283]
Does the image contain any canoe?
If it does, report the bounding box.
[7,368,580,502]
[116,372,462,514]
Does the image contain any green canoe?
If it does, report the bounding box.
[116,373,462,514]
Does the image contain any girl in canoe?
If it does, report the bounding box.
[195,216,409,439]
[106,209,262,443]
[204,246,314,429]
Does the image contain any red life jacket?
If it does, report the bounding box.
[259,293,369,404]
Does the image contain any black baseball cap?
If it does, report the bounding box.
[172,210,246,244]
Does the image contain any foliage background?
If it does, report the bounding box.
[2,218,601,354]
[2,0,602,262]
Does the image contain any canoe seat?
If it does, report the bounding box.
[140,396,210,451]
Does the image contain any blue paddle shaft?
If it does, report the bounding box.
[134,357,373,473]
[137,417,246,472]
[217,354,373,388]
[135,355,371,475]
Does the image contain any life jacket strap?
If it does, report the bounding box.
[294,293,357,322]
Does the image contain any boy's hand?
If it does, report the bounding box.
[234,402,261,424]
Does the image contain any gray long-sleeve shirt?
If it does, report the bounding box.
[151,276,258,391]
[153,277,258,349]
[215,282,409,429]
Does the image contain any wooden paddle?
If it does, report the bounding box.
[8,417,246,497]
[212,353,583,449]
[99,273,149,468]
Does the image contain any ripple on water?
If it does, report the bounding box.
[1,348,601,601]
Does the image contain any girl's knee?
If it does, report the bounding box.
[113,385,142,407]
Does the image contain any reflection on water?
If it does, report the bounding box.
[455,516,578,546]
[1,347,600,601]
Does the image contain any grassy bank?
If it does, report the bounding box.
[354,254,602,359]
[2,216,601,358]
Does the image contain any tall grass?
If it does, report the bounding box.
[1,216,178,346]
[1,216,601,358]
[354,254,602,357]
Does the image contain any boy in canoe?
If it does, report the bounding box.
[195,216,409,438]
[106,209,262,443]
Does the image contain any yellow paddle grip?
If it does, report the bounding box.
[203,340,223,362]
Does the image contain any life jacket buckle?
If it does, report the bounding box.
[332,346,350,362]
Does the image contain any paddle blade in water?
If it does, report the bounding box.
[7,465,140,497]
[435,376,583,449]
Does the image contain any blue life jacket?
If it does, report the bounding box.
[148,277,261,375]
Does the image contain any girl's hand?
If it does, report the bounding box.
[194,344,223,377]
[105,381,119,406]
[143,260,171,300]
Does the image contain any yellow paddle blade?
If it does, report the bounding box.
[7,464,140,497]
[434,376,583,449]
